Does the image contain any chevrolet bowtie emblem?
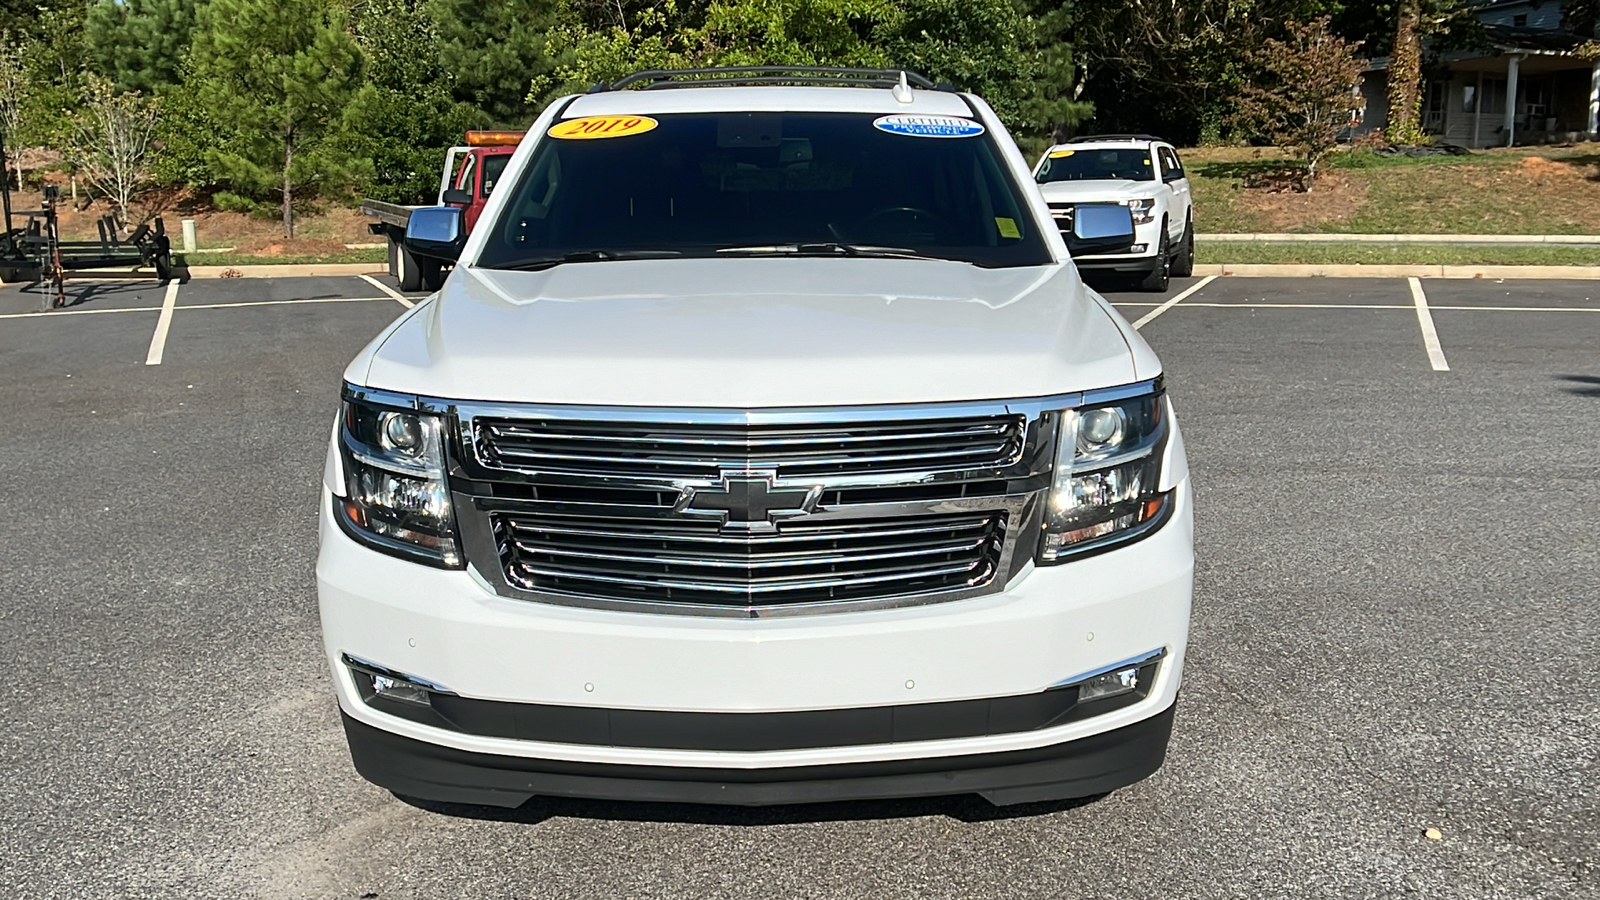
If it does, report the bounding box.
[675,472,823,532]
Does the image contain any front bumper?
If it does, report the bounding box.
[1068,219,1166,271]
[318,480,1193,803]
[343,702,1176,808]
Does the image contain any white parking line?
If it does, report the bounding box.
[0,295,392,321]
[183,297,390,311]
[1133,276,1216,330]
[144,281,180,366]
[1114,302,1411,310]
[1409,277,1451,372]
[1110,302,1600,313]
[359,274,415,308]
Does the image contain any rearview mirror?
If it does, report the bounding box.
[404,205,465,263]
[1067,203,1136,258]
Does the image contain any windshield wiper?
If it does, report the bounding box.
[489,249,682,271]
[716,242,948,261]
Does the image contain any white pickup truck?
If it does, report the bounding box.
[319,69,1194,808]
[1034,135,1196,292]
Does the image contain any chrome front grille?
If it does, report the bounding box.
[493,510,1008,610]
[471,415,1027,480]
[444,396,1078,617]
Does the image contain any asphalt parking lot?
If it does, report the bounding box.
[1,270,1595,899]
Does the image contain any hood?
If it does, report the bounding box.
[1038,180,1159,203]
[351,258,1141,408]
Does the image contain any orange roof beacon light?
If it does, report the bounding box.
[465,130,527,147]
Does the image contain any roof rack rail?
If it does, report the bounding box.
[1065,134,1167,144]
[598,67,949,93]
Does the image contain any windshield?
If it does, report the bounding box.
[476,111,1052,269]
[1035,148,1154,183]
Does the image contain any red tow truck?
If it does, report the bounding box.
[361,130,524,291]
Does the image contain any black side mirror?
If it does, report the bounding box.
[404,205,465,263]
[1066,203,1137,258]
[441,188,472,206]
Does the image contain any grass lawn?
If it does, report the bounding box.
[1198,241,1600,266]
[178,248,387,267]
[1186,145,1600,235]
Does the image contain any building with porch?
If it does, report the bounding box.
[1356,0,1600,147]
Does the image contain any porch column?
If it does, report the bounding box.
[1505,54,1522,147]
[1589,59,1599,139]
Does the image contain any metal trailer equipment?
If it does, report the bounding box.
[1,133,178,309]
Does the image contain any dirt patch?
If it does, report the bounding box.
[231,237,352,256]
[1517,156,1574,177]
[1232,169,1368,231]
[4,189,374,246]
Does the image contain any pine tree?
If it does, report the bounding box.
[85,0,204,95]
[339,0,486,204]
[426,0,561,125]
[189,0,363,237]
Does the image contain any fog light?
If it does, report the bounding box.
[1128,243,1148,254]
[372,674,431,705]
[1078,665,1142,702]
[344,653,449,708]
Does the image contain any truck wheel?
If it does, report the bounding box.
[397,242,424,292]
[386,236,399,278]
[1171,217,1195,278]
[1138,226,1171,293]
[419,259,445,292]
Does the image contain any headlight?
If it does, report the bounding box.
[1039,390,1174,563]
[334,394,462,568]
[1125,198,1157,225]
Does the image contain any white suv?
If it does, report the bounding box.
[319,69,1194,809]
[1033,136,1195,292]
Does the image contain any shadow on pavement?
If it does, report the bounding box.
[397,790,1109,826]
[1557,374,1600,396]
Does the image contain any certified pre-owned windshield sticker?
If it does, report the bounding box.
[873,115,984,138]
[548,115,659,140]
[1049,149,1076,158]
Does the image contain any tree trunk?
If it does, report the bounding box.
[282,131,294,239]
[1387,0,1425,145]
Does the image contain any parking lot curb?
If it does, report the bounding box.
[1193,263,1600,279]
[185,263,386,278]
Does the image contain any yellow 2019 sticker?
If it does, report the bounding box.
[995,217,1021,239]
[548,115,659,140]
[1049,149,1076,158]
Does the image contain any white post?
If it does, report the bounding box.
[181,219,197,253]
[1505,54,1522,147]
[1589,60,1599,140]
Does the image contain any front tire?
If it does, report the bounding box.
[419,258,444,292]
[1138,226,1171,293]
[397,241,423,292]
[1171,216,1195,278]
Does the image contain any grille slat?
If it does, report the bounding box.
[487,422,1013,447]
[516,537,988,570]
[474,415,1026,480]
[495,510,1007,609]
